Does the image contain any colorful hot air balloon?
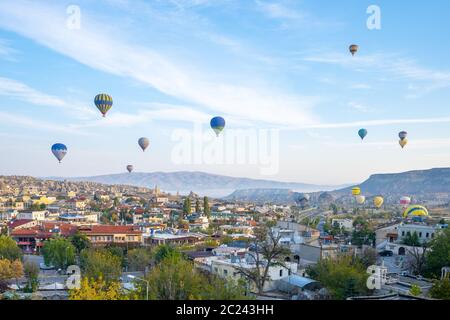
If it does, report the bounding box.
[351,187,361,196]
[399,139,408,149]
[399,131,408,141]
[138,137,149,152]
[403,205,429,219]
[400,196,411,208]
[373,196,384,208]
[51,143,68,163]
[94,93,113,117]
[349,44,359,56]
[210,116,226,137]
[355,195,366,205]
[358,128,368,141]
[126,165,134,173]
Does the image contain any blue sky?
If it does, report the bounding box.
[1,0,450,185]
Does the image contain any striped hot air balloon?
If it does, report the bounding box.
[94,93,113,117]
[351,187,361,196]
[403,205,429,219]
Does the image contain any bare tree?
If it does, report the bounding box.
[406,245,428,275]
[235,226,291,294]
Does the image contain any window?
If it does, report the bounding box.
[279,269,283,277]
[402,231,405,236]
[426,233,429,238]
[223,269,228,276]
[419,232,422,237]
[431,233,434,238]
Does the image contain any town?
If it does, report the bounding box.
[0,175,449,300]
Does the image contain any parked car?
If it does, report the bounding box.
[379,250,394,257]
[39,262,55,270]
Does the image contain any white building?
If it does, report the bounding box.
[16,211,46,221]
[331,218,354,232]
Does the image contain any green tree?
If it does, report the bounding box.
[409,284,422,296]
[0,235,22,261]
[137,254,247,300]
[23,261,40,293]
[306,255,369,300]
[402,231,421,247]
[153,245,181,265]
[127,248,152,273]
[42,237,76,269]
[424,229,450,278]
[70,232,90,254]
[203,196,211,218]
[429,277,450,300]
[79,248,122,283]
[183,197,191,216]
[195,199,201,213]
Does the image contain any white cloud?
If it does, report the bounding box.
[0,111,85,135]
[0,77,96,119]
[303,52,450,96]
[0,1,317,127]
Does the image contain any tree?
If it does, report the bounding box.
[402,231,421,247]
[351,219,375,246]
[359,247,377,268]
[79,248,122,283]
[23,261,40,293]
[153,245,181,265]
[42,237,76,269]
[234,226,291,294]
[183,197,191,216]
[138,254,247,300]
[203,196,211,218]
[70,232,90,254]
[409,284,422,296]
[0,259,23,291]
[306,255,369,300]
[429,277,450,300]
[406,245,428,276]
[424,229,450,279]
[69,276,133,300]
[127,248,152,273]
[195,199,201,213]
[0,235,22,261]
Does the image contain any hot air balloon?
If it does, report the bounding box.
[355,195,366,205]
[94,93,113,117]
[351,187,361,196]
[126,165,134,173]
[138,137,149,152]
[349,44,359,56]
[210,116,226,137]
[358,128,367,141]
[399,131,408,141]
[403,205,429,219]
[400,196,411,208]
[51,143,67,163]
[373,196,384,208]
[399,139,408,149]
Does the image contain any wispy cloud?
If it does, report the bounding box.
[303,52,450,96]
[0,39,18,61]
[0,111,85,135]
[0,1,318,127]
[0,77,96,119]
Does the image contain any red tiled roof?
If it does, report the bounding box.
[7,219,34,229]
[10,221,78,238]
[79,225,142,235]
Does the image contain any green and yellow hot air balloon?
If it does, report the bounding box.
[403,205,429,219]
[373,196,384,208]
[351,187,361,196]
[94,93,113,117]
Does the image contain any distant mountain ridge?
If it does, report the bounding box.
[48,171,347,198]
[336,167,450,196]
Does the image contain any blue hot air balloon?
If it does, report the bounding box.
[210,116,226,137]
[358,128,368,140]
[51,143,67,163]
[94,93,113,117]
